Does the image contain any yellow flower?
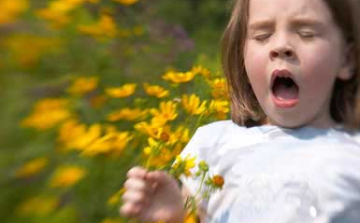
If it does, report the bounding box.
[191,65,210,79]
[67,76,98,96]
[144,141,175,169]
[162,70,196,84]
[100,218,124,223]
[112,0,139,6]
[209,78,229,100]
[168,126,190,145]
[143,137,161,156]
[5,35,62,67]
[171,155,196,178]
[58,121,101,151]
[185,213,198,223]
[36,0,81,28]
[21,98,71,130]
[16,196,58,216]
[208,100,230,120]
[107,188,126,206]
[143,83,169,98]
[134,121,166,139]
[36,8,70,28]
[81,128,133,156]
[150,101,178,124]
[107,108,148,122]
[182,94,207,115]
[105,84,137,98]
[15,157,48,178]
[49,165,86,188]
[0,0,29,25]
[78,14,117,39]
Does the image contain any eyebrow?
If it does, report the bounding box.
[291,18,324,28]
[248,20,274,31]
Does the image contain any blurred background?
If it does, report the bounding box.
[0,0,230,222]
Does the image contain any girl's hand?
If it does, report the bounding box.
[120,166,186,223]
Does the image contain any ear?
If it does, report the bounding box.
[338,43,356,81]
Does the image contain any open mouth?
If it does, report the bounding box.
[271,70,299,108]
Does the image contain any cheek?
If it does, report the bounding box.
[244,45,269,88]
[300,45,341,98]
[301,41,343,77]
[302,45,342,82]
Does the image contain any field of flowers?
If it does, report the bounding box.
[0,0,230,222]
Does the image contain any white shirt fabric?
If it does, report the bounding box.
[180,120,360,223]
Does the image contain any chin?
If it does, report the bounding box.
[268,116,308,129]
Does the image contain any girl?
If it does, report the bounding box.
[120,0,360,222]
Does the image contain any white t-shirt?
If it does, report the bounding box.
[180,120,360,223]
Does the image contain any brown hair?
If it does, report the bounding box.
[221,0,360,129]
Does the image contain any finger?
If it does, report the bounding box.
[127,166,147,179]
[119,202,142,218]
[124,178,155,193]
[122,190,149,205]
[146,170,174,186]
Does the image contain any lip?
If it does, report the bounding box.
[270,69,297,88]
[270,69,299,109]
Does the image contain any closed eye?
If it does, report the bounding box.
[298,31,316,39]
[253,33,271,42]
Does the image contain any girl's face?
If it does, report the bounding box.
[244,0,353,128]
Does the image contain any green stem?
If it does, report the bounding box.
[145,141,163,170]
[194,171,206,199]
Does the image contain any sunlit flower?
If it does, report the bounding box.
[81,128,133,156]
[150,101,178,124]
[171,155,196,178]
[112,0,139,6]
[107,108,148,122]
[168,126,190,145]
[191,65,210,79]
[143,137,161,156]
[185,213,198,223]
[143,83,169,98]
[78,14,118,39]
[209,78,229,99]
[0,0,29,25]
[134,121,158,138]
[16,196,58,216]
[105,84,137,98]
[208,100,230,120]
[15,157,48,178]
[49,165,86,188]
[36,0,80,28]
[162,70,196,84]
[182,94,207,115]
[58,121,101,151]
[143,139,175,169]
[21,98,71,130]
[67,76,98,96]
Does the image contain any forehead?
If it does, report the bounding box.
[248,0,334,23]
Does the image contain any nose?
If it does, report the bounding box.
[269,34,295,60]
[270,48,294,59]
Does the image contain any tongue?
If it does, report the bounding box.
[273,84,298,100]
